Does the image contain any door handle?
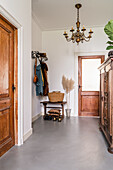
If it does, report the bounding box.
[12,84,16,91]
[78,85,82,89]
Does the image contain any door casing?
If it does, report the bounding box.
[78,55,105,116]
[0,5,25,146]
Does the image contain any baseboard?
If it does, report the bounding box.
[32,112,42,123]
[79,116,100,118]
[23,128,32,142]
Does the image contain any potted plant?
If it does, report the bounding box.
[62,75,75,118]
[104,20,113,56]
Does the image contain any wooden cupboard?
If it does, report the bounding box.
[99,56,113,153]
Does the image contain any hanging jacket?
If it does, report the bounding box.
[35,64,43,96]
[41,62,49,96]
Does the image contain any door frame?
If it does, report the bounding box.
[0,6,24,145]
[78,55,105,116]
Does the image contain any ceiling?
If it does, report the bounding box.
[32,0,113,31]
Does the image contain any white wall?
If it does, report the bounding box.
[32,15,42,51]
[32,15,42,119]
[42,27,108,116]
[0,0,32,141]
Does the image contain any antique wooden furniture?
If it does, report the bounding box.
[48,91,64,102]
[99,56,113,153]
[40,101,67,120]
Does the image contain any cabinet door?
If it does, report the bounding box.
[104,71,108,128]
[100,73,104,126]
[104,71,112,137]
[108,71,112,136]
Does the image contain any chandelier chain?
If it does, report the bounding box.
[77,9,79,22]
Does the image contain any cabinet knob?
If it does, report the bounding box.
[101,96,104,101]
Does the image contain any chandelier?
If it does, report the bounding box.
[63,3,93,44]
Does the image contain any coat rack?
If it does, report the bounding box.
[32,51,48,62]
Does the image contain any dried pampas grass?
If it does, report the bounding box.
[62,75,66,91]
[62,75,75,109]
[62,75,75,94]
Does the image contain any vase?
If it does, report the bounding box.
[66,109,71,118]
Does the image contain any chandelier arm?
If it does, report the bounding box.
[84,38,90,42]
[72,38,76,43]
[83,34,91,39]
[66,37,72,42]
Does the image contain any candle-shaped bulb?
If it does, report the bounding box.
[90,28,92,32]
[72,26,74,30]
[83,25,85,29]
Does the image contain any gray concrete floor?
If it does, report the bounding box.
[0,117,113,170]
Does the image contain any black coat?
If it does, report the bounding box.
[41,62,49,96]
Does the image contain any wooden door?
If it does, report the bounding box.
[0,17,15,156]
[78,56,105,117]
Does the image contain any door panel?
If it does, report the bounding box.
[78,56,105,117]
[0,17,15,156]
[0,110,10,141]
[81,91,99,116]
[0,27,9,95]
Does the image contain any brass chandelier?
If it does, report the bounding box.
[63,3,93,44]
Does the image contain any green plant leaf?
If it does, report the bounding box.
[106,46,113,50]
[107,41,113,45]
[104,20,113,38]
[108,36,113,41]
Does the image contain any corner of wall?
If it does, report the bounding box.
[23,128,33,142]
[32,13,43,119]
